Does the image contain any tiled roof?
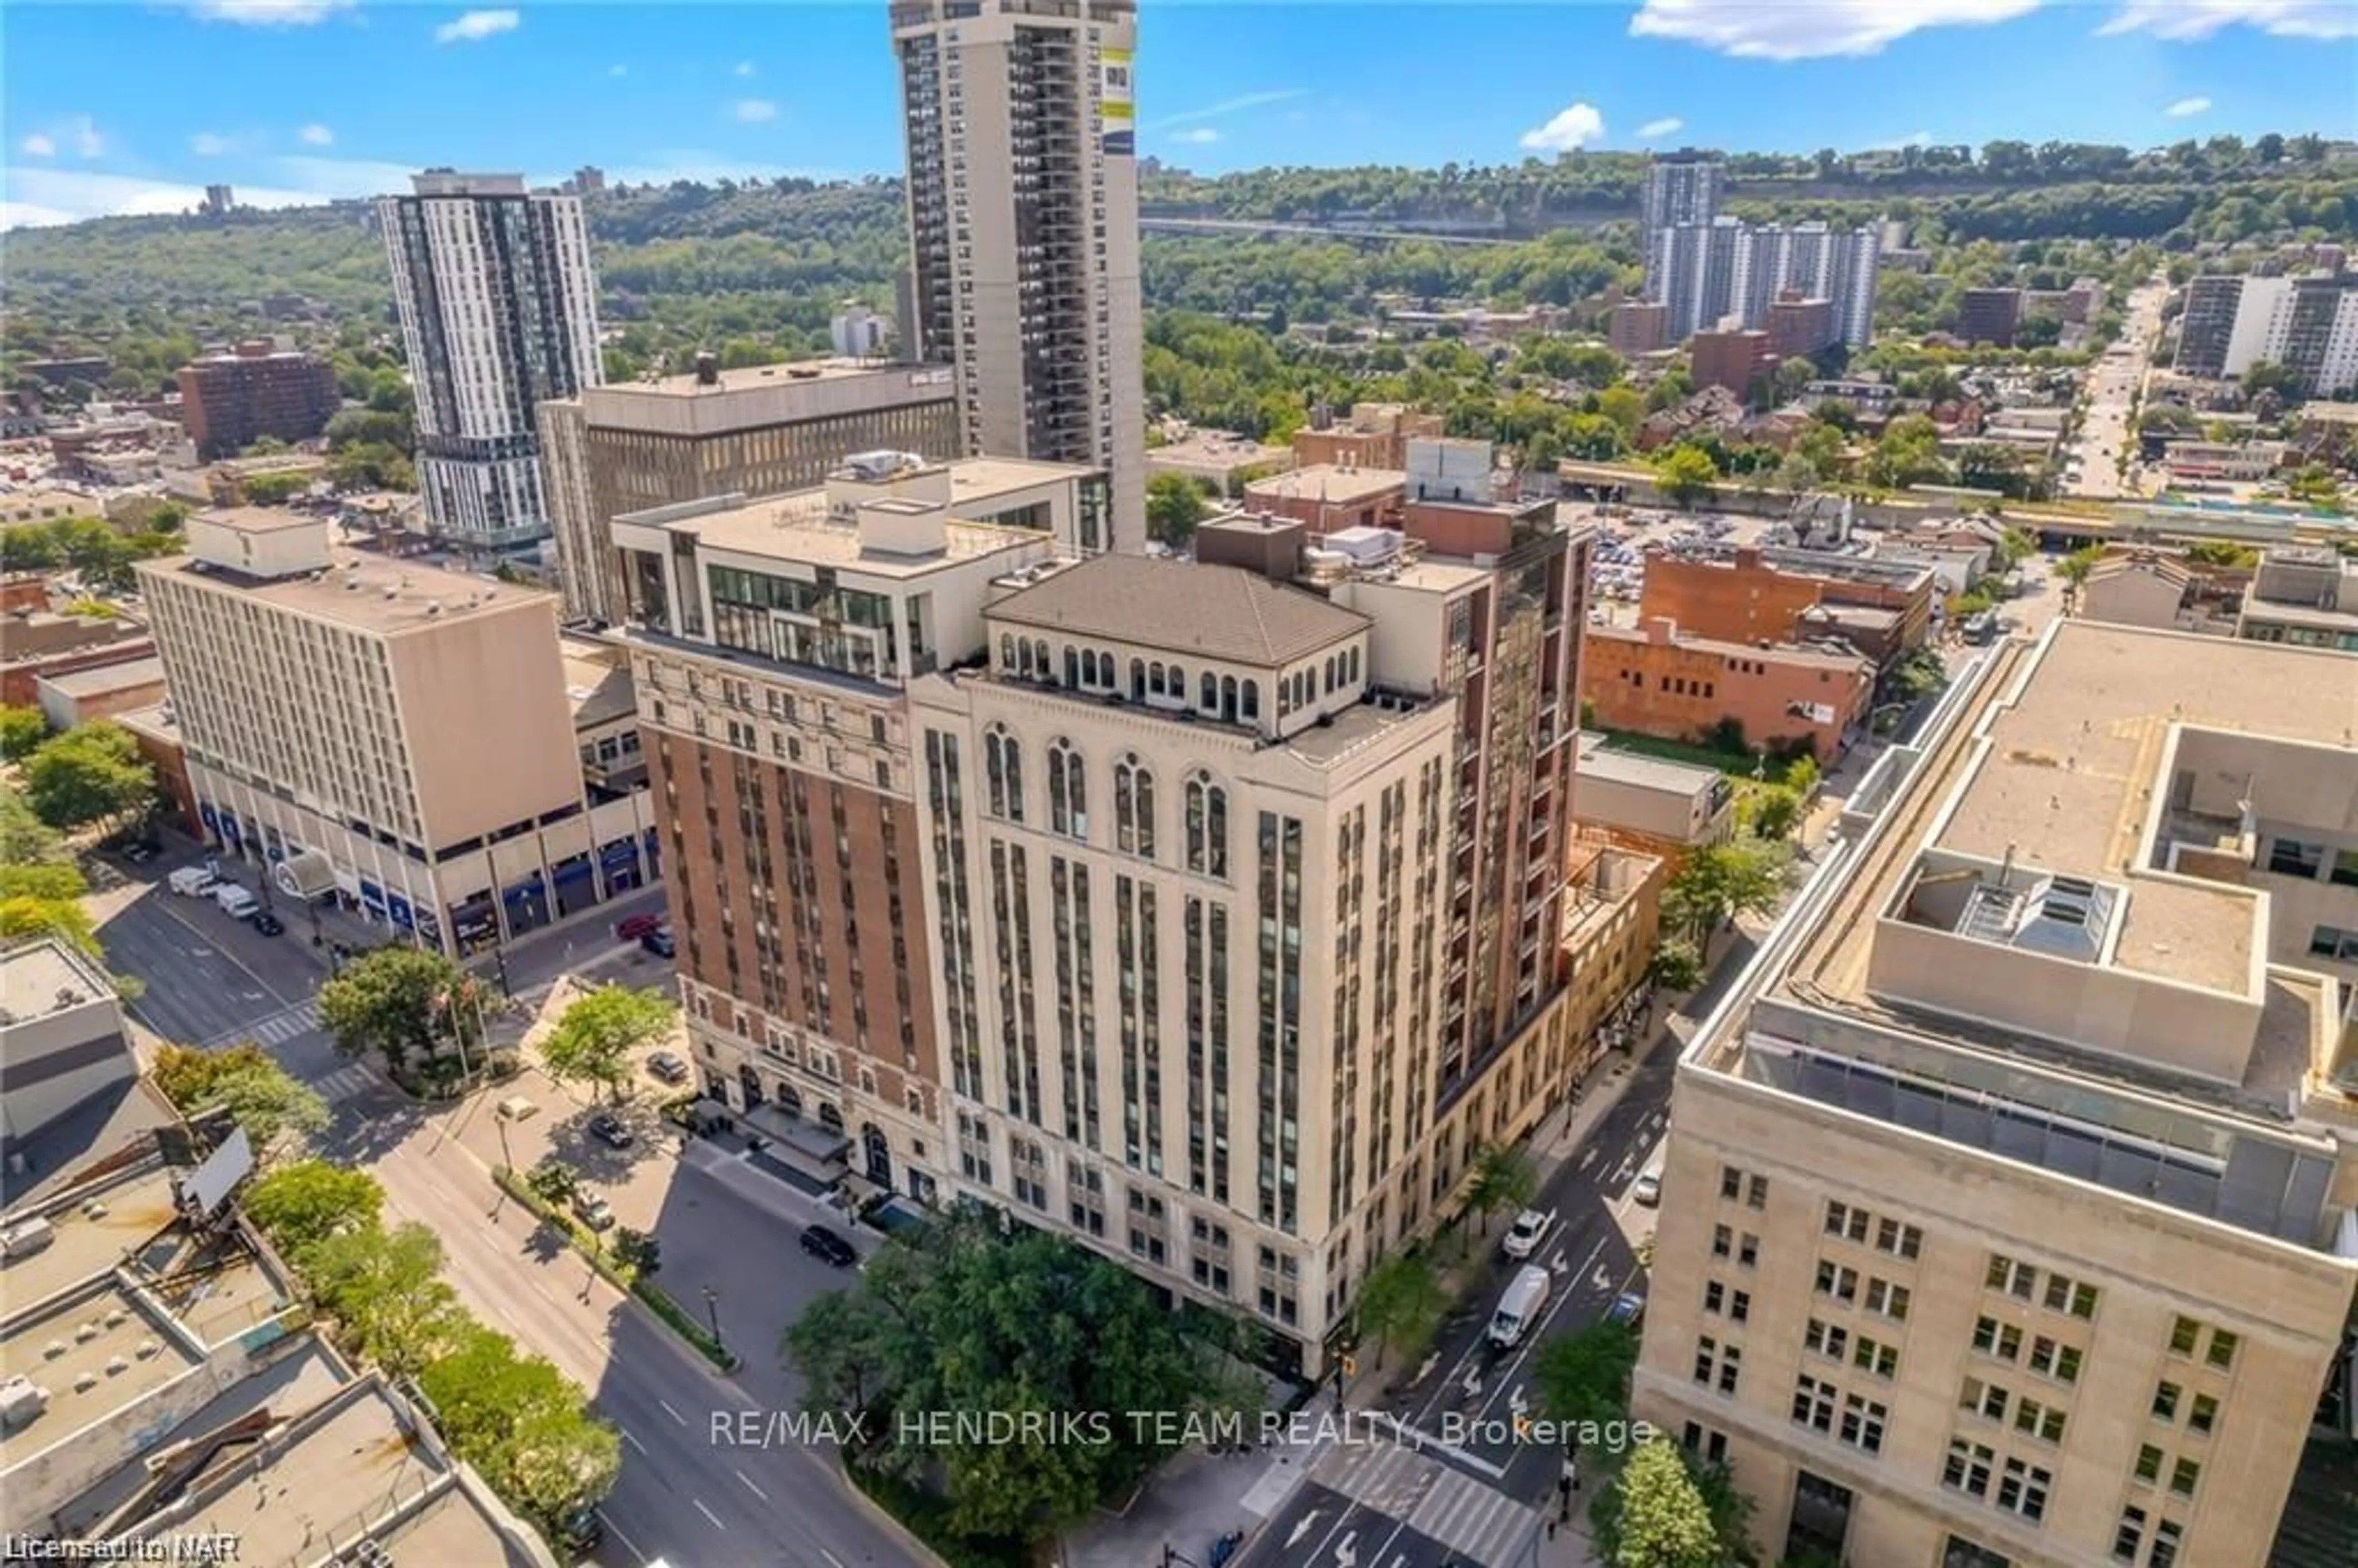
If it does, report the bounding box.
[991,555,1365,667]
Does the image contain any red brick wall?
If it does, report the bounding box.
[1581,628,1869,762]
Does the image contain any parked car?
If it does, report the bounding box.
[615,911,666,942]
[639,929,675,958]
[645,1050,690,1084]
[556,1505,604,1558]
[251,912,286,937]
[168,866,220,898]
[572,1190,617,1232]
[1632,1168,1663,1207]
[586,1112,634,1149]
[214,885,260,920]
[1502,1208,1551,1261]
[800,1224,857,1267]
[1606,1289,1648,1327]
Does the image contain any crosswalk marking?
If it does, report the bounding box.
[1321,1433,1543,1568]
[204,1000,319,1049]
[310,1064,378,1106]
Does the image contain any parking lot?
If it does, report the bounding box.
[1578,503,1784,629]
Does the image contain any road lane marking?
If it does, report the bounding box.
[693,1498,724,1529]
[596,1508,649,1566]
[821,1553,846,1568]
[735,1467,768,1502]
[620,1426,647,1454]
[658,1399,688,1427]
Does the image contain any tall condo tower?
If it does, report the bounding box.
[891,0,1145,554]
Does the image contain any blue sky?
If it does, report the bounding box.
[5,0,2356,228]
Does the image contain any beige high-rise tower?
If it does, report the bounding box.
[891,0,1145,554]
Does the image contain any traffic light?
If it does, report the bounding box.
[1341,1354,1358,1379]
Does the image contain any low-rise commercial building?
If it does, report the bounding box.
[1243,462,1406,535]
[1634,620,2358,1567]
[175,342,340,461]
[135,509,655,956]
[1290,403,1444,472]
[0,602,155,708]
[1560,834,1669,1087]
[1583,618,1875,763]
[1570,731,1738,858]
[538,354,966,625]
[0,491,101,529]
[33,655,167,732]
[2237,546,2358,651]
[1641,546,1936,661]
[2160,439,2288,483]
[1145,428,1293,497]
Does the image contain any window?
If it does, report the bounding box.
[1185,774,1229,878]
[1865,1278,1910,1320]
[1944,1438,1996,1499]
[1971,1311,2028,1367]
[1875,1217,1923,1259]
[1711,1224,1732,1260]
[1738,1232,1759,1268]
[2027,1337,2081,1384]
[2168,1316,2201,1357]
[2168,1457,2200,1499]
[1825,1200,1869,1243]
[1988,1255,2037,1300]
[1694,1337,1741,1395]
[1748,1174,1768,1209]
[2043,1272,2100,1320]
[1113,757,1155,859]
[2333,850,2358,888]
[2134,1443,2168,1484]
[1840,1392,1887,1454]
[1962,1377,2010,1422]
[2187,1394,2216,1435]
[1996,1456,2052,1521]
[2013,1397,2066,1445]
[2204,1329,2238,1371]
[1816,1261,1858,1304]
[1721,1166,1743,1200]
[1730,1289,1751,1324]
[1720,1165,1765,1207]
[984,726,1023,822]
[1805,1319,1849,1360]
[1047,740,1087,839]
[2151,1522,2183,1568]
[2310,924,2358,960]
[1853,1335,1898,1379]
[2114,1506,2148,1564]
[1704,1281,1725,1315]
[1791,1373,1836,1432]
[1682,1422,1729,1464]
[2267,837,2323,877]
[2151,1381,2180,1422]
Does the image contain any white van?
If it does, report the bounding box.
[1488,1263,1552,1349]
[168,866,219,897]
[214,885,260,920]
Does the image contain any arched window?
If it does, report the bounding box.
[1185,772,1229,879]
[1200,671,1218,709]
[1033,639,1050,675]
[1048,739,1087,840]
[1115,755,1156,859]
[1000,634,1015,671]
[1221,675,1239,723]
[1325,654,1337,693]
[1063,646,1080,687]
[1170,665,1185,701]
[984,726,1024,823]
[1242,680,1260,720]
[1130,658,1146,700]
[1150,661,1166,696]
[1348,646,1360,685]
[1016,640,1035,678]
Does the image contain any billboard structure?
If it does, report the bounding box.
[1100,49,1133,155]
[174,1125,254,1223]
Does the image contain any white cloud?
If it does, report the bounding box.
[609,64,628,77]
[1144,89,1309,132]
[187,0,352,23]
[299,123,334,146]
[20,134,56,158]
[1171,128,1220,145]
[434,9,519,44]
[1519,103,1606,153]
[266,154,423,198]
[2165,95,2213,117]
[734,60,756,77]
[2099,0,2357,39]
[28,115,107,160]
[190,131,238,157]
[1637,116,1685,139]
[732,99,777,123]
[1629,0,2043,60]
[1,152,431,229]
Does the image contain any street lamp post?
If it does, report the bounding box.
[701,1286,723,1347]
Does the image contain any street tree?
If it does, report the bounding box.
[526,1160,581,1207]
[1354,1249,1447,1370]
[1662,839,1794,948]
[1535,1319,1638,1431]
[612,1228,661,1276]
[1773,451,1818,498]
[2056,543,2104,591]
[302,1221,463,1378]
[0,705,50,761]
[317,946,484,1072]
[1656,444,1719,508]
[0,860,87,902]
[541,984,675,1103]
[1746,784,1803,841]
[151,1042,330,1154]
[0,788,68,867]
[779,1207,1254,1546]
[243,1160,384,1254]
[1465,1142,1539,1235]
[23,723,155,831]
[1645,937,1706,995]
[785,1289,897,1416]
[1146,471,1211,550]
[419,1321,621,1531]
[1598,1437,1723,1568]
[0,895,102,959]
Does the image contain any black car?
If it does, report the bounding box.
[800,1224,857,1267]
[639,929,675,958]
[586,1112,635,1149]
[251,912,286,937]
[120,841,160,864]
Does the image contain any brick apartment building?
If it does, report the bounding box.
[1243,462,1405,535]
[1767,294,1837,362]
[1290,403,1445,471]
[176,342,341,460]
[1641,546,1935,662]
[1582,618,1875,763]
[1691,329,1775,397]
[1958,287,2024,348]
[1609,301,1670,357]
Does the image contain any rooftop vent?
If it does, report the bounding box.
[1955,872,2118,964]
[693,351,720,387]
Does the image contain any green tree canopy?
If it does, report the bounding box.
[1599,1437,1724,1568]
[1663,839,1794,947]
[151,1042,330,1154]
[1656,444,1719,508]
[1535,1319,1638,1432]
[1465,1142,1540,1235]
[541,983,677,1102]
[0,894,101,958]
[317,946,484,1072]
[302,1220,463,1378]
[0,705,51,761]
[1354,1248,1448,1370]
[243,1159,385,1254]
[1146,471,1213,550]
[418,1321,621,1529]
[23,722,156,830]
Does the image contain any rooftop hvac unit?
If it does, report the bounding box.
[0,1217,55,1259]
[0,1376,48,1428]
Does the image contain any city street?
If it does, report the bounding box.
[2064,273,2169,500]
